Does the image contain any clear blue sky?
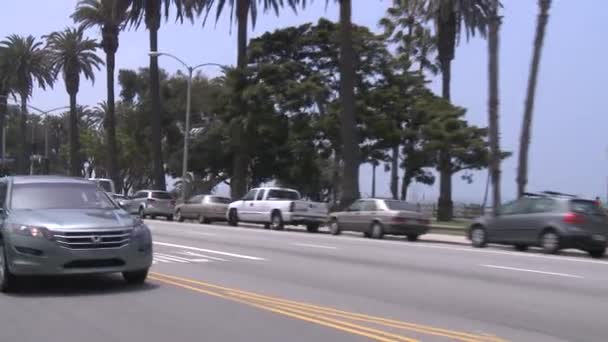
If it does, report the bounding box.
[1,0,607,203]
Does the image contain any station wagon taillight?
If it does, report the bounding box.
[563,212,585,225]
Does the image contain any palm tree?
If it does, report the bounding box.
[517,0,551,197]
[412,0,492,220]
[72,0,130,189]
[198,0,302,199]
[0,35,55,174]
[45,27,103,176]
[126,0,197,191]
[487,0,501,214]
[0,49,10,166]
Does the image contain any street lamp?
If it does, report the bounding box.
[149,51,224,201]
[26,105,70,174]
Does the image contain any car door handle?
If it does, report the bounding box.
[249,203,254,206]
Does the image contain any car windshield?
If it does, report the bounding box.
[10,183,117,210]
[152,191,172,200]
[570,200,605,216]
[384,200,420,212]
[267,189,300,200]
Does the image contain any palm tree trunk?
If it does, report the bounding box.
[401,175,411,202]
[488,5,501,213]
[105,49,119,190]
[19,93,28,174]
[437,149,452,221]
[230,0,250,200]
[0,93,6,169]
[68,93,80,177]
[517,0,551,198]
[338,0,359,209]
[149,25,165,190]
[390,145,398,199]
[371,162,376,198]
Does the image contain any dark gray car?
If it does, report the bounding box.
[468,192,608,258]
[0,176,153,292]
[329,199,430,240]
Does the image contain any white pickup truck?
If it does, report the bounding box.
[227,187,328,232]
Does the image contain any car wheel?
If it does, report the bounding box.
[228,209,239,227]
[587,248,605,259]
[363,232,371,238]
[138,207,145,219]
[407,234,419,242]
[175,210,184,222]
[329,218,341,235]
[263,223,271,230]
[123,269,149,285]
[199,215,211,224]
[0,244,17,293]
[370,222,384,239]
[306,223,319,233]
[514,244,529,252]
[470,226,487,248]
[270,211,284,231]
[166,215,173,222]
[540,231,560,254]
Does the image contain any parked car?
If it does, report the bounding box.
[174,194,231,224]
[126,190,176,221]
[89,178,116,195]
[0,176,153,292]
[328,198,430,240]
[468,191,608,258]
[227,187,328,231]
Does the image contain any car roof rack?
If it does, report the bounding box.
[541,191,578,198]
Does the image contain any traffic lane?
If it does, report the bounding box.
[1,274,363,342]
[148,220,608,284]
[148,223,607,341]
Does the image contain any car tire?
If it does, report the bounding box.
[514,244,529,252]
[263,223,271,229]
[166,215,173,222]
[228,209,239,227]
[587,248,606,259]
[470,225,487,248]
[540,230,560,254]
[0,244,17,293]
[329,218,341,235]
[138,207,145,219]
[123,269,149,285]
[407,234,419,242]
[370,222,384,239]
[199,215,211,224]
[270,211,284,231]
[306,223,319,233]
[363,232,371,238]
[175,210,184,222]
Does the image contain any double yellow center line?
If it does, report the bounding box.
[150,272,507,342]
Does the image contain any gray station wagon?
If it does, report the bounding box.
[468,191,608,258]
[0,176,153,292]
[174,194,231,224]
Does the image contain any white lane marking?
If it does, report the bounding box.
[154,241,266,261]
[481,264,583,279]
[154,253,189,263]
[153,255,175,263]
[190,232,218,236]
[291,243,337,250]
[180,251,228,262]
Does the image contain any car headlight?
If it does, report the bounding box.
[131,221,149,238]
[9,224,53,239]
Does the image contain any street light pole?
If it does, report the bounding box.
[150,51,224,201]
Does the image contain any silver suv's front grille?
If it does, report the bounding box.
[52,229,132,250]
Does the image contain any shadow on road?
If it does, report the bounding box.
[7,274,159,298]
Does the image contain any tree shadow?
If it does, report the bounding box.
[7,274,159,298]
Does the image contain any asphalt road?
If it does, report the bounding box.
[2,219,608,342]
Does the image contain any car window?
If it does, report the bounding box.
[134,192,147,199]
[267,189,300,200]
[0,182,7,208]
[152,191,172,200]
[97,180,114,193]
[347,201,362,212]
[527,198,556,213]
[255,189,266,201]
[570,200,605,216]
[361,200,378,211]
[210,196,231,204]
[10,183,117,210]
[188,195,203,203]
[499,199,526,215]
[242,189,257,201]
[384,200,419,212]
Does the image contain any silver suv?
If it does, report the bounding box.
[0,176,153,292]
[127,190,175,220]
[469,191,607,258]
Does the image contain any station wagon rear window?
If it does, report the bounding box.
[385,200,420,212]
[152,192,172,200]
[570,200,605,216]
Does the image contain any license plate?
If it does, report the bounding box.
[592,234,606,242]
